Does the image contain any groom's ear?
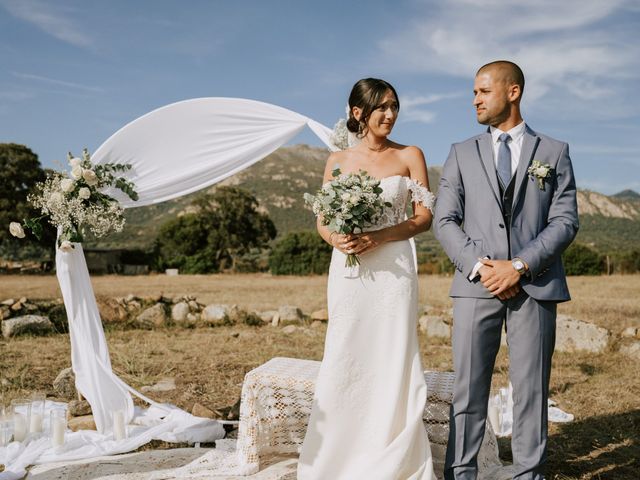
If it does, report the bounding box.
[508,84,522,103]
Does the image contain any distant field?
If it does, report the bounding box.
[1,274,639,478]
[0,273,638,332]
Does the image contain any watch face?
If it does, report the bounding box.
[513,260,524,270]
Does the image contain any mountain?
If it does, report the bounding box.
[612,189,640,200]
[89,145,639,255]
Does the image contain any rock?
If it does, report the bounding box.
[271,312,280,327]
[97,297,128,323]
[282,325,298,334]
[19,297,27,304]
[202,304,230,326]
[192,403,216,419]
[68,414,96,432]
[227,305,244,323]
[258,310,277,323]
[68,399,92,417]
[310,309,329,322]
[311,320,324,329]
[1,299,14,306]
[141,377,176,393]
[186,313,199,323]
[127,300,142,312]
[0,305,10,320]
[555,315,611,353]
[418,315,451,339]
[278,305,303,325]
[1,315,55,338]
[10,302,23,312]
[125,294,137,303]
[188,300,200,311]
[172,302,190,322]
[135,303,167,329]
[621,326,639,338]
[53,367,76,399]
[619,339,640,360]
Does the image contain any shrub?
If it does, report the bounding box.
[269,231,332,275]
[562,242,604,275]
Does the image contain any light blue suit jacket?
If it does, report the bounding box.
[434,125,579,302]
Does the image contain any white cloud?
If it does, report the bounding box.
[399,92,464,123]
[12,72,104,93]
[0,0,92,48]
[379,0,639,107]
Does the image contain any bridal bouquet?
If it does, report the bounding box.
[8,148,138,251]
[304,167,391,267]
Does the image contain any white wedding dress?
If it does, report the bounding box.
[297,175,437,480]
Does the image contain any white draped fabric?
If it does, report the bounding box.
[0,98,336,479]
[92,98,335,207]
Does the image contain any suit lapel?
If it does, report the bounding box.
[476,133,501,205]
[512,126,540,208]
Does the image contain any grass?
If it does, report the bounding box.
[1,274,639,479]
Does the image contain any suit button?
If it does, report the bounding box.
[499,223,505,228]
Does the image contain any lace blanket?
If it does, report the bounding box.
[151,357,512,479]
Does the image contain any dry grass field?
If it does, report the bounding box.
[1,274,639,479]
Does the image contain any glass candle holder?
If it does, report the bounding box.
[0,407,13,446]
[487,389,501,435]
[30,392,46,434]
[113,409,127,441]
[50,407,67,449]
[10,399,31,442]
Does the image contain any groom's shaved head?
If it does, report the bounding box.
[477,61,525,93]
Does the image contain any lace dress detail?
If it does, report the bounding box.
[368,176,435,231]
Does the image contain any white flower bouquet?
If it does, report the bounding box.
[304,167,391,267]
[9,148,138,250]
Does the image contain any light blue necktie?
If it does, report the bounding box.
[497,133,512,188]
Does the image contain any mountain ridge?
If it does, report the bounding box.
[91,145,639,254]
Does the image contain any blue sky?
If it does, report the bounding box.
[1,0,638,194]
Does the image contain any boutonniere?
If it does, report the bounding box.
[527,160,553,191]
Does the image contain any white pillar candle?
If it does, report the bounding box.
[13,413,27,441]
[51,417,66,447]
[488,403,501,434]
[113,410,126,441]
[30,412,43,433]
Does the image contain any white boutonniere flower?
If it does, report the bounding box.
[527,160,553,191]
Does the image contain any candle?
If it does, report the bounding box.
[488,403,500,434]
[30,412,43,433]
[113,410,126,441]
[51,416,66,447]
[13,413,27,441]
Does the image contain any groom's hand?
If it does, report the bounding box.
[479,259,521,299]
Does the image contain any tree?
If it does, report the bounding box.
[562,242,604,275]
[0,143,55,259]
[153,187,276,273]
[269,231,332,275]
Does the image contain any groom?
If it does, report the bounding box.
[435,60,578,479]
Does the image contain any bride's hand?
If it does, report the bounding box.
[330,232,359,255]
[352,231,385,255]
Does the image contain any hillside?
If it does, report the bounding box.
[89,145,639,255]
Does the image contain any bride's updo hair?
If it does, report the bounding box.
[346,78,400,136]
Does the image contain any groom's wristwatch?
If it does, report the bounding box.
[512,257,527,276]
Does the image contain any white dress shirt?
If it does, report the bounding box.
[469,121,527,280]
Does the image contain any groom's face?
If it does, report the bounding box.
[473,71,510,127]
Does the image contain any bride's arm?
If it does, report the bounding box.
[316,152,356,254]
[354,147,433,255]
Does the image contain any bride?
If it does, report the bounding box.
[297,78,436,479]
